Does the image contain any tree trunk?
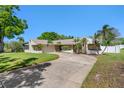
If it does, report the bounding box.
[0,38,4,53]
[95,44,99,55]
[84,44,87,54]
[96,47,99,55]
[101,45,107,54]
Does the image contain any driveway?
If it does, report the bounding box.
[0,53,96,88]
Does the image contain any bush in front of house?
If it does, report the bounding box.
[4,41,24,53]
[88,44,101,50]
[33,44,43,51]
[61,46,72,50]
[73,43,82,54]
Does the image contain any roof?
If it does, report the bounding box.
[53,39,76,45]
[30,39,76,45]
[30,40,48,45]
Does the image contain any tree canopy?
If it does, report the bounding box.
[119,38,124,44]
[37,32,74,41]
[96,25,120,46]
[95,24,120,54]
[17,37,25,44]
[0,5,28,39]
[0,5,28,52]
[4,41,24,52]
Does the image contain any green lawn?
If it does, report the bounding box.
[0,53,59,73]
[82,49,124,88]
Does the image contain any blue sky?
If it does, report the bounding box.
[7,5,124,42]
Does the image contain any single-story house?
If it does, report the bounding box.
[24,39,76,53]
[24,38,123,54]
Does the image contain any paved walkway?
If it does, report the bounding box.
[0,53,96,88]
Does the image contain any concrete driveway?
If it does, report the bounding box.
[0,53,96,88]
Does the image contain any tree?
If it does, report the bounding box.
[0,5,28,52]
[75,43,82,54]
[74,37,80,43]
[17,36,25,51]
[37,32,74,41]
[4,41,24,52]
[33,44,43,51]
[96,24,120,54]
[74,38,81,53]
[37,32,60,41]
[93,33,100,54]
[17,37,25,44]
[59,35,74,39]
[4,42,11,52]
[80,38,87,54]
[10,41,24,52]
[119,38,124,44]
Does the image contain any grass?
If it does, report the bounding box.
[82,49,124,88]
[0,53,59,73]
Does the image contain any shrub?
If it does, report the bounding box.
[88,44,101,50]
[33,44,43,51]
[4,41,24,52]
[61,46,72,50]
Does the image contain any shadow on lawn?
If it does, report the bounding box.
[0,56,38,72]
[0,62,51,88]
[13,58,38,68]
[0,57,18,63]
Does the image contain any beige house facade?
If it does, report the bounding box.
[24,38,122,54]
[24,39,76,53]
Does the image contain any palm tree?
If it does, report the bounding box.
[74,38,80,53]
[74,37,80,43]
[93,33,100,54]
[96,24,120,54]
[80,38,87,54]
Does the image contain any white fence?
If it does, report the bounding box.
[119,45,124,49]
[100,45,120,54]
[87,45,124,54]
